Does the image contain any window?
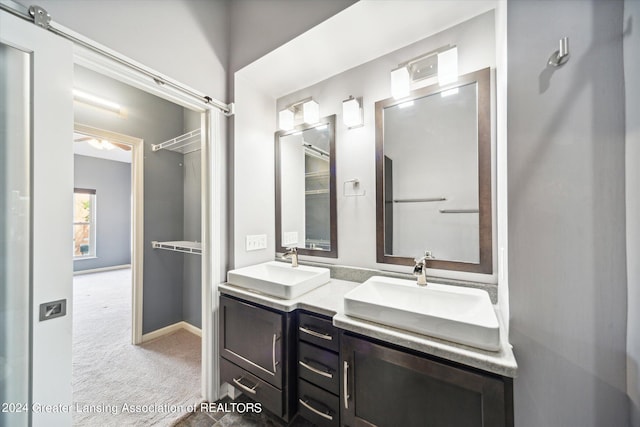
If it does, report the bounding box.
[73,188,96,258]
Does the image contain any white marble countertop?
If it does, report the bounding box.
[218,278,518,378]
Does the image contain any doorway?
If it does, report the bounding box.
[70,66,207,425]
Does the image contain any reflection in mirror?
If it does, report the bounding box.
[276,115,337,258]
[376,68,492,273]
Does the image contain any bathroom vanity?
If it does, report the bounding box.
[218,275,516,427]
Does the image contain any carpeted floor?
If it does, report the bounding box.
[73,268,202,426]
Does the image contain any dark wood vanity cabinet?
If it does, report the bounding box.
[219,295,296,421]
[297,312,341,427]
[219,294,513,427]
[340,333,514,427]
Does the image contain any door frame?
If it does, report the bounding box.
[73,123,145,344]
[69,28,222,402]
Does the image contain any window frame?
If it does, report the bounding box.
[73,188,97,259]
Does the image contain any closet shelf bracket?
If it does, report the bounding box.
[151,129,201,154]
[152,240,202,255]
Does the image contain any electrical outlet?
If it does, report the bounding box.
[246,234,267,251]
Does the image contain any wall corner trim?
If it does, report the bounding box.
[141,321,202,343]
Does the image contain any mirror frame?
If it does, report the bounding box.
[275,114,338,258]
[375,67,492,273]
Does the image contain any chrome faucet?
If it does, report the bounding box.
[413,251,435,286]
[282,247,299,267]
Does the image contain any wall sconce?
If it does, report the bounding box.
[278,108,295,131]
[390,45,459,98]
[302,99,319,124]
[73,89,123,115]
[279,98,321,130]
[342,96,363,128]
[391,66,410,100]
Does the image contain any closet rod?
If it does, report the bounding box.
[0,1,232,115]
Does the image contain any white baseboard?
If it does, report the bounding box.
[73,264,131,275]
[141,321,202,343]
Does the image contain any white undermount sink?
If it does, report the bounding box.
[226,261,330,299]
[343,276,500,351]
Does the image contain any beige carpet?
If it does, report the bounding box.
[73,269,202,426]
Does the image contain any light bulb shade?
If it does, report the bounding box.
[391,66,410,99]
[437,47,458,85]
[278,109,294,130]
[342,97,363,128]
[303,100,320,124]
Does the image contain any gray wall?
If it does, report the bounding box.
[74,65,187,334]
[228,0,358,75]
[625,0,640,424]
[73,155,131,272]
[507,1,628,426]
[36,0,228,101]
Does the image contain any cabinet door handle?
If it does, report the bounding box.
[272,333,279,372]
[299,359,333,379]
[299,326,332,341]
[299,398,334,421]
[232,376,258,395]
[343,360,350,409]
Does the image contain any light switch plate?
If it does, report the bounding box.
[246,234,267,251]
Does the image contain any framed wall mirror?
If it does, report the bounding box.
[276,115,337,258]
[375,68,492,273]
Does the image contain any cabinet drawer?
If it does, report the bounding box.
[220,358,283,418]
[298,312,339,352]
[220,295,284,388]
[298,341,339,394]
[298,379,339,427]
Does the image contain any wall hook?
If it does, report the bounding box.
[548,37,570,67]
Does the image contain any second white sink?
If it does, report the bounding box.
[227,261,330,299]
[343,276,500,351]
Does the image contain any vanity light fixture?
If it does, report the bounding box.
[342,96,363,128]
[73,89,122,115]
[279,98,321,129]
[302,99,320,124]
[390,45,459,97]
[437,46,458,85]
[391,66,410,99]
[278,108,295,131]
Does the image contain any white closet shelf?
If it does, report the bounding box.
[152,240,202,255]
[151,129,201,154]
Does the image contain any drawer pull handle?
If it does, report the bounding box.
[272,333,280,372]
[299,398,333,421]
[232,376,258,395]
[343,360,350,409]
[299,360,333,379]
[299,326,332,341]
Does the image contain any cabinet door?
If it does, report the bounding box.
[220,295,284,388]
[341,334,511,427]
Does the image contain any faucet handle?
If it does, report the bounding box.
[285,246,297,253]
[415,251,435,264]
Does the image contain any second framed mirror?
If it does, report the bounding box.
[275,115,337,258]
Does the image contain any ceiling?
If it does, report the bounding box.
[73,132,132,163]
[238,0,497,99]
